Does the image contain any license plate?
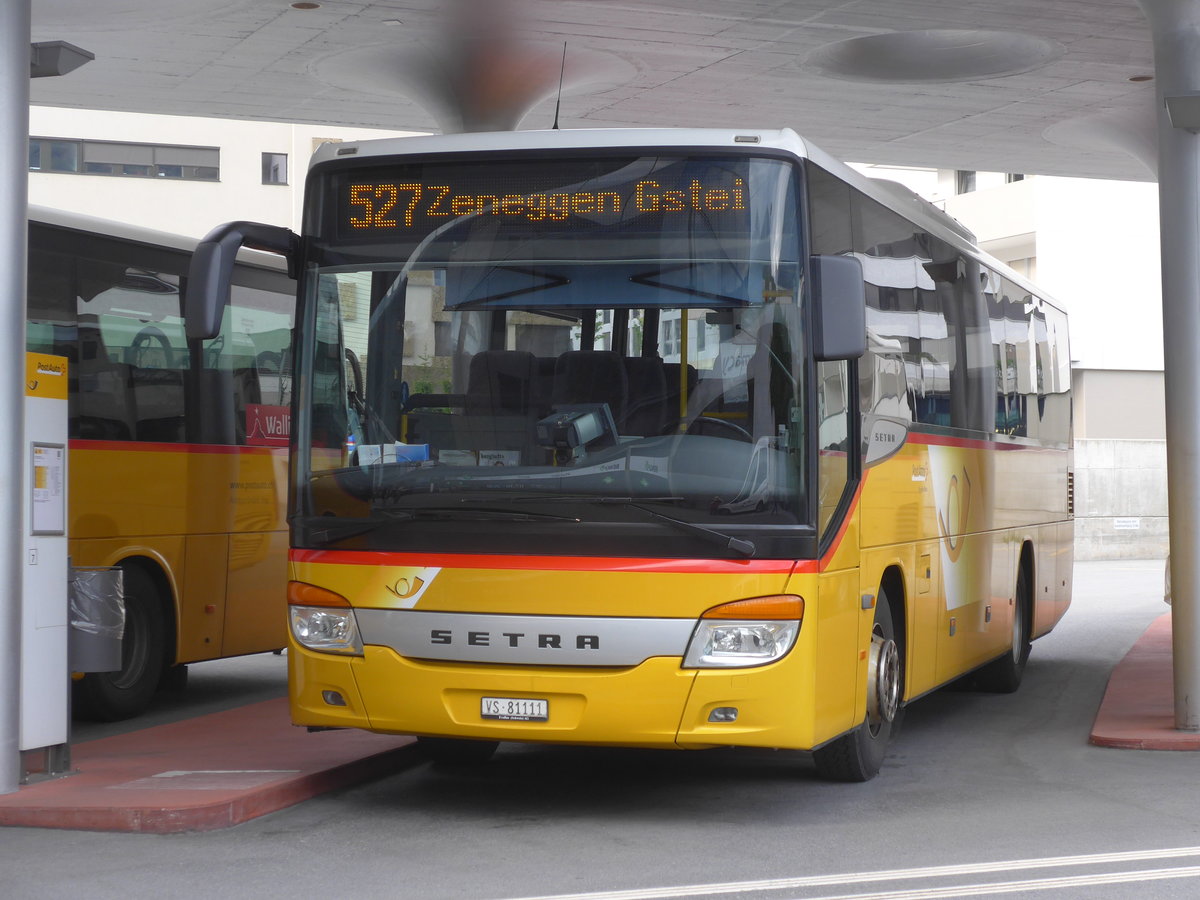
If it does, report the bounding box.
[481,696,548,722]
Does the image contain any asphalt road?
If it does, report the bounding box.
[5,559,1198,900]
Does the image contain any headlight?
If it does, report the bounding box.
[683,620,799,668]
[289,605,364,655]
[682,595,803,669]
[288,581,363,655]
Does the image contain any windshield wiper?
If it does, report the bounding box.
[629,503,757,558]
[304,517,389,546]
[504,494,757,558]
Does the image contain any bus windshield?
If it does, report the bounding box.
[294,153,817,557]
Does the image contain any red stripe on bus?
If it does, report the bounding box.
[907,431,1040,451]
[289,548,806,575]
[69,439,287,456]
[818,479,864,572]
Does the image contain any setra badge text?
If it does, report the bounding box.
[430,628,600,650]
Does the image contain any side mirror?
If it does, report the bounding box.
[811,254,867,361]
[185,221,298,341]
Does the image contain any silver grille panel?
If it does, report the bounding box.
[355,609,696,666]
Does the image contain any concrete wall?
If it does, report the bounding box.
[1074,438,1169,560]
[1073,371,1167,559]
[1075,368,1165,441]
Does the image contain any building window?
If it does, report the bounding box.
[954,170,976,195]
[28,138,219,180]
[1006,173,1026,184]
[262,152,288,185]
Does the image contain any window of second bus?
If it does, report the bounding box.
[199,277,296,447]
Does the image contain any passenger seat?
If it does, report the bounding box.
[551,350,628,429]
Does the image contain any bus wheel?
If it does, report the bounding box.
[416,737,500,766]
[972,563,1033,693]
[813,591,902,782]
[72,567,169,722]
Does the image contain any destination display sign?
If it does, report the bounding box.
[345,177,748,230]
[328,156,762,241]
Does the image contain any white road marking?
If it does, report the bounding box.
[505,845,1200,900]
[775,865,1200,900]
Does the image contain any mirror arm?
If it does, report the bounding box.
[186,221,298,341]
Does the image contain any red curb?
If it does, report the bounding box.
[1090,612,1200,751]
[0,697,417,833]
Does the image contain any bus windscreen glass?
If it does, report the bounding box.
[298,153,814,558]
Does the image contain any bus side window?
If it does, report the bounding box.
[817,359,851,537]
[81,259,186,443]
[198,281,293,446]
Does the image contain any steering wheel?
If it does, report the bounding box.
[686,415,753,443]
[128,325,172,369]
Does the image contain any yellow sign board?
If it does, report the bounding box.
[25,352,68,400]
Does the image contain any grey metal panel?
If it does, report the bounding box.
[1,0,30,796]
[355,608,696,667]
[153,145,219,167]
[83,141,153,165]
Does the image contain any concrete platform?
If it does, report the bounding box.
[1090,612,1200,750]
[0,698,415,833]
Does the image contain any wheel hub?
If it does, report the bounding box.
[867,633,901,728]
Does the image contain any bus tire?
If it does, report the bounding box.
[971,562,1033,693]
[813,590,902,782]
[160,663,189,694]
[72,566,169,722]
[416,737,500,766]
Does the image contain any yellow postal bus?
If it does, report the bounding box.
[27,207,295,720]
[191,129,1072,780]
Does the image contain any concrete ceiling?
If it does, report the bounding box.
[29,0,1160,181]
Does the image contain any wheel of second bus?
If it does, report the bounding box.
[971,561,1033,693]
[72,566,169,722]
[812,590,902,782]
[416,736,500,766]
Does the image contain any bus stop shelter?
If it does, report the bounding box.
[4,0,1200,794]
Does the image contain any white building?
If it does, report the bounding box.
[28,106,420,236]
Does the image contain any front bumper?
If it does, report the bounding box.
[289,639,825,750]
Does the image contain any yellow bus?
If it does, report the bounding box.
[27,207,295,720]
[191,129,1073,780]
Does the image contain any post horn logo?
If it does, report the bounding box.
[386,575,426,600]
[937,468,972,563]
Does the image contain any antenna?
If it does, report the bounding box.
[551,42,567,130]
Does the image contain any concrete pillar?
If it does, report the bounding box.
[1140,0,1200,731]
[0,2,30,794]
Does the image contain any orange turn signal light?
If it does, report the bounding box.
[701,595,804,620]
[287,581,351,608]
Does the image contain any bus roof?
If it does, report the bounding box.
[28,204,289,274]
[308,127,969,236]
[310,127,1063,316]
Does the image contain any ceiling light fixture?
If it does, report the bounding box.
[1166,94,1200,132]
[30,41,94,78]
